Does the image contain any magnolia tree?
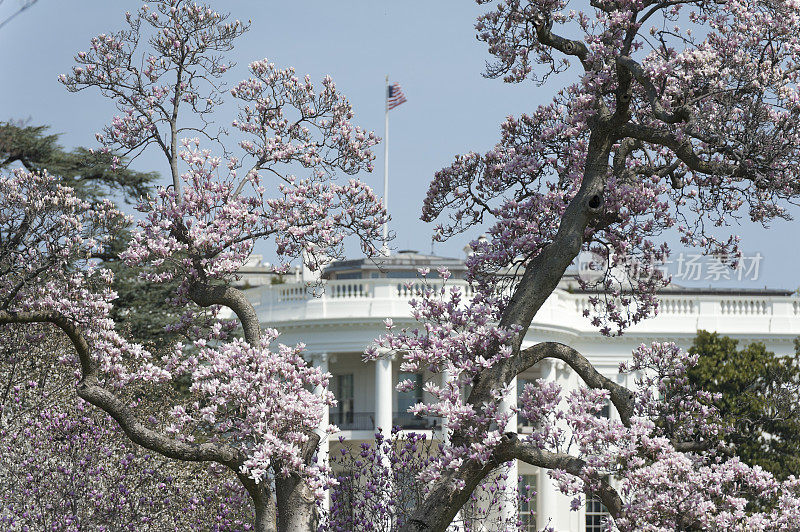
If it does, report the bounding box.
[368,0,800,530]
[323,429,527,531]
[0,327,252,531]
[0,1,385,531]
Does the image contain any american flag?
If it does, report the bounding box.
[386,82,407,110]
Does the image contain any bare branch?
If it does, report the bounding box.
[519,342,635,425]
[187,282,261,346]
[617,121,739,176]
[497,434,624,519]
[0,0,37,31]
[533,13,590,68]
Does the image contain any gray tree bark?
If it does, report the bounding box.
[276,474,319,531]
[397,115,619,531]
[0,277,321,532]
[190,282,321,532]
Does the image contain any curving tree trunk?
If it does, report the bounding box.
[398,123,617,532]
[276,474,319,531]
[191,282,321,532]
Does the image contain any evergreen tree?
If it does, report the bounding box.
[0,122,155,204]
[0,121,180,350]
[688,331,800,479]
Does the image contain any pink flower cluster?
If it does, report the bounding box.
[232,60,379,176]
[369,270,520,478]
[0,169,165,386]
[50,0,386,504]
[122,141,262,286]
[426,0,800,336]
[522,342,800,530]
[163,331,336,497]
[377,268,800,528]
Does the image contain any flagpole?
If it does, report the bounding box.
[382,74,390,256]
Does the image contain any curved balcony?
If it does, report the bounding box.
[248,278,800,338]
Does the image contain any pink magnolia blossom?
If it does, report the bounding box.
[5,1,387,530]
[395,2,800,525]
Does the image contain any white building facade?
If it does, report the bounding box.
[242,251,800,531]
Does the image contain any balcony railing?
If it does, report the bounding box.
[264,277,476,305]
[329,411,439,431]
[254,278,800,334]
[329,411,373,431]
[393,411,438,430]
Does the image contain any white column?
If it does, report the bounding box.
[440,369,453,444]
[374,353,393,436]
[440,369,466,531]
[500,375,518,431]
[374,351,394,529]
[473,377,519,531]
[538,359,557,531]
[499,377,518,526]
[312,352,330,512]
[538,358,572,531]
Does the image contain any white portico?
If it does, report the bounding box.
[242,250,800,531]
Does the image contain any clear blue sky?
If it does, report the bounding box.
[1,0,797,290]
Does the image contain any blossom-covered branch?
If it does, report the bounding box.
[397,2,800,525]
[3,1,387,531]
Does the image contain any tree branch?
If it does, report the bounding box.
[533,13,590,68]
[77,374,240,465]
[498,434,624,518]
[275,431,321,531]
[467,130,615,421]
[238,472,277,532]
[0,0,37,31]
[616,122,739,176]
[0,310,242,467]
[612,138,641,183]
[616,56,691,124]
[518,342,635,425]
[187,282,262,346]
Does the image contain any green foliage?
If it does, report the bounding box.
[688,331,800,479]
[0,121,181,350]
[0,122,156,204]
[102,231,184,351]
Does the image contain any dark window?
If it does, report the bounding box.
[596,401,611,419]
[386,270,422,279]
[395,372,426,428]
[585,495,608,532]
[518,473,537,531]
[334,374,354,426]
[397,372,423,414]
[517,378,534,428]
[334,272,361,280]
[395,468,423,517]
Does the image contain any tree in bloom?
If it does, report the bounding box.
[0,328,253,531]
[374,276,800,530]
[322,428,525,531]
[368,0,800,530]
[0,121,183,350]
[0,1,385,531]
